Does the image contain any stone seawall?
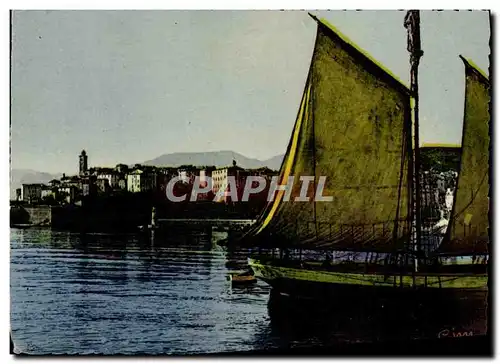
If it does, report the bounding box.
[10,205,52,226]
[11,202,146,232]
[25,206,52,225]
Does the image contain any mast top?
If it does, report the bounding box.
[404,10,424,59]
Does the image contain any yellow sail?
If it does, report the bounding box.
[245,16,413,252]
[439,56,490,255]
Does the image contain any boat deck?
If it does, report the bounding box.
[251,256,488,275]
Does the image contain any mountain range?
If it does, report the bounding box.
[142,151,283,170]
[10,151,284,199]
[10,169,62,200]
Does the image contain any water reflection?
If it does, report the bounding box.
[10,228,271,355]
[11,228,487,355]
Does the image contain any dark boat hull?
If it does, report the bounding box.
[249,258,488,302]
[266,283,489,343]
[263,275,487,303]
[260,264,489,342]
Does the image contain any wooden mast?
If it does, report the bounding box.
[404,10,424,271]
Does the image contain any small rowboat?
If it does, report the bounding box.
[11,224,35,229]
[229,272,257,286]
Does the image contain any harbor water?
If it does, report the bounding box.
[11,228,488,355]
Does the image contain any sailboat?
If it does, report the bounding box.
[434,55,490,267]
[236,12,489,300]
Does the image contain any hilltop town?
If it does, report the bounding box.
[14,150,279,206]
[11,150,279,232]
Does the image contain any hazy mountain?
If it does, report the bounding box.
[261,155,284,171]
[10,169,62,200]
[142,151,284,170]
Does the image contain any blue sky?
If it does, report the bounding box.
[11,10,490,174]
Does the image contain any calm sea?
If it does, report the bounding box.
[10,228,488,355]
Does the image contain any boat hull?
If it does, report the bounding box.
[248,258,488,301]
[265,280,489,342]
